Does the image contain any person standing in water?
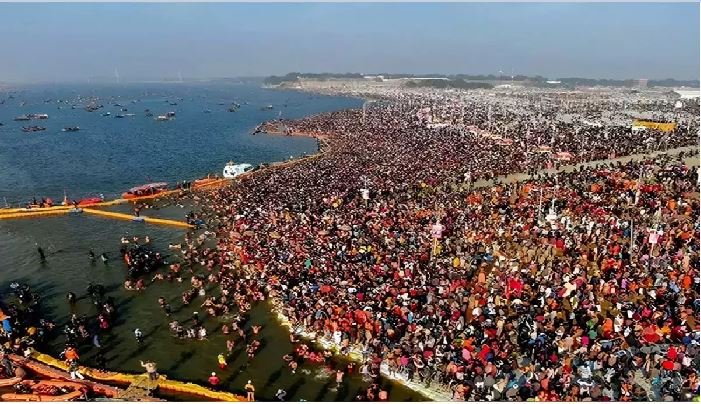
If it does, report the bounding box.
[134,328,144,344]
[208,372,220,389]
[140,360,158,381]
[66,292,76,306]
[37,246,46,262]
[336,369,344,388]
[244,380,255,401]
[217,353,228,370]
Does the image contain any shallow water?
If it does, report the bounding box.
[0,210,423,401]
[0,84,425,400]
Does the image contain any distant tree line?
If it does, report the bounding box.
[263,72,699,88]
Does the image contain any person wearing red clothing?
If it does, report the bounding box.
[208,372,220,388]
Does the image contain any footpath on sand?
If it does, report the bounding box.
[473,145,699,189]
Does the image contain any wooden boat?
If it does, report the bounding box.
[1,379,87,401]
[121,183,168,200]
[77,197,104,207]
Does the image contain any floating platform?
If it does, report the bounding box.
[81,208,193,228]
[0,206,193,229]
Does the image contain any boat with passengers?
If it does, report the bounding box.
[121,182,169,200]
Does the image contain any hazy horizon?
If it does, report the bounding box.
[0,3,698,83]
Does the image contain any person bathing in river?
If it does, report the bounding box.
[66,292,76,306]
[244,380,255,402]
[134,328,144,344]
[217,353,228,370]
[157,297,172,316]
[140,360,158,381]
[335,369,344,388]
[36,246,46,263]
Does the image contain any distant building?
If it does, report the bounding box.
[638,79,648,89]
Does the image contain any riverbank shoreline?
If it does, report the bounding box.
[268,296,451,401]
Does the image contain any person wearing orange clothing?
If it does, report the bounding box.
[64,346,79,362]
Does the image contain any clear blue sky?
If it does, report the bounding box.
[0,3,698,82]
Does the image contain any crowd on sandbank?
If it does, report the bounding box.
[153,96,701,401]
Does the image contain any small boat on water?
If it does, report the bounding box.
[14,115,31,121]
[2,379,88,401]
[62,126,80,132]
[115,114,126,118]
[77,197,103,207]
[33,114,49,119]
[122,182,169,199]
[223,161,253,179]
[22,126,46,133]
[261,105,274,110]
[155,115,169,121]
[166,111,176,118]
[102,112,111,117]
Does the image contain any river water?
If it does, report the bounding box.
[0,84,424,400]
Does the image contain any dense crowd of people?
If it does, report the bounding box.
[2,87,698,401]
[149,89,701,401]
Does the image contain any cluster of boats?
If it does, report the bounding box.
[55,162,252,207]
[120,162,252,198]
